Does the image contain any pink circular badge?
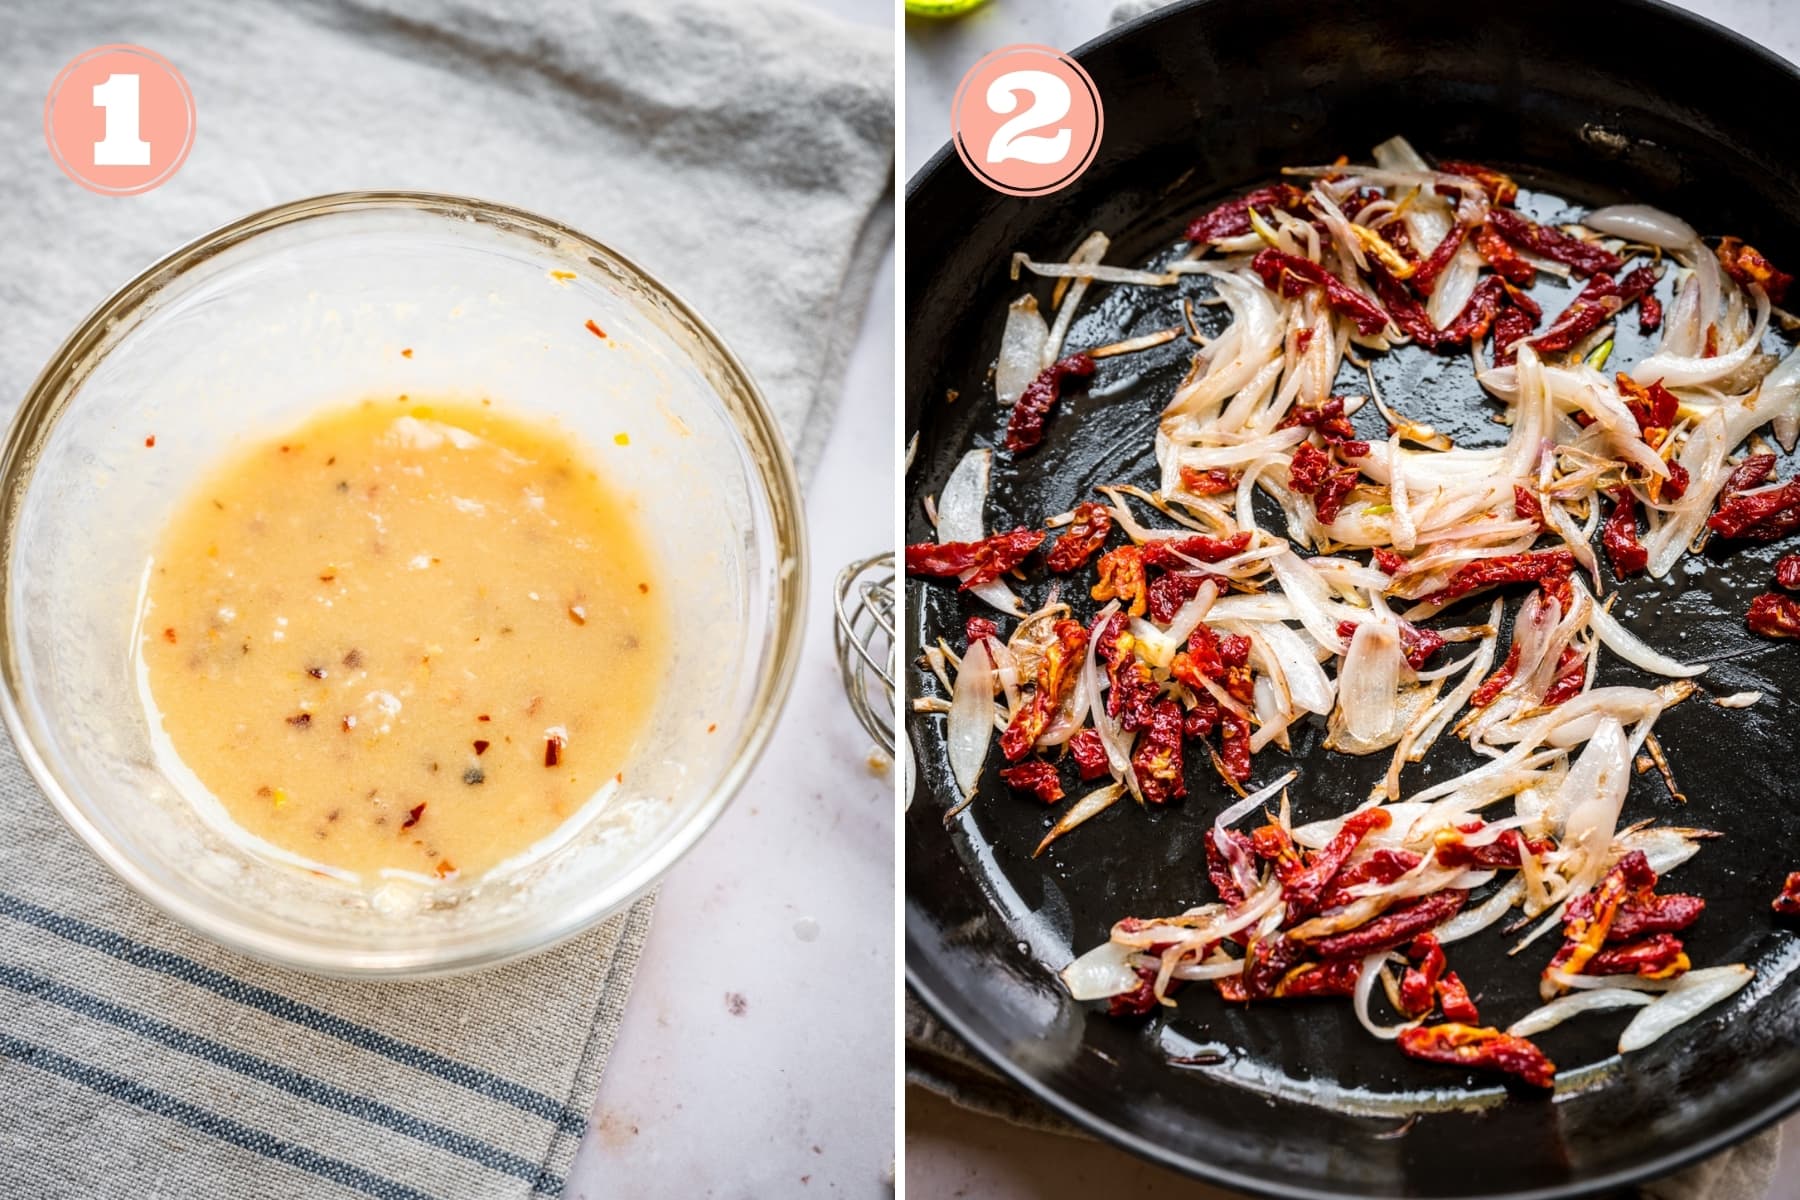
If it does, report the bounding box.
[951,44,1103,198]
[44,44,195,196]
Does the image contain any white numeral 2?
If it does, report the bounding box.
[984,70,1073,166]
[92,73,151,167]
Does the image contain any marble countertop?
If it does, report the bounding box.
[565,2,895,1195]
[905,1,1800,1196]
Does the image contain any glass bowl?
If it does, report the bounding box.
[0,193,806,976]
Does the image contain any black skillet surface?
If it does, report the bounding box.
[904,2,1800,1196]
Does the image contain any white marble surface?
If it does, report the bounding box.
[903,1,1800,1196]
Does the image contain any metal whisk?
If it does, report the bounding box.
[833,553,895,754]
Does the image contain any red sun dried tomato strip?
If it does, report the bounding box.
[1585,933,1690,979]
[1440,549,1574,602]
[1488,208,1623,277]
[1513,486,1546,529]
[1437,972,1480,1024]
[1777,555,1800,591]
[1251,249,1391,336]
[1067,727,1110,781]
[1440,277,1515,344]
[1399,934,1448,1018]
[999,619,1087,761]
[1207,827,1257,908]
[904,528,1045,589]
[964,615,998,650]
[1436,161,1519,206]
[1475,221,1536,287]
[1398,1023,1556,1089]
[1108,967,1163,1017]
[1716,236,1794,304]
[1709,477,1800,542]
[1528,273,1624,355]
[1748,592,1800,638]
[1004,353,1096,454]
[1304,889,1468,961]
[1141,531,1252,569]
[1603,487,1648,577]
[1130,699,1187,805]
[1541,646,1587,707]
[1092,544,1149,616]
[1370,260,1444,348]
[1271,959,1363,1000]
[1565,890,1704,941]
[1280,809,1392,919]
[1434,826,1554,870]
[1411,223,1469,296]
[998,760,1063,805]
[1046,501,1113,572]
[1184,184,1308,244]
[1616,375,1678,446]
[1545,851,1658,990]
[1147,571,1227,623]
[1094,612,1159,731]
[1317,849,1422,912]
[1470,643,1522,708]
[1178,466,1239,495]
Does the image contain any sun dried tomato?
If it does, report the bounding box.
[1369,259,1443,348]
[1218,709,1252,782]
[1708,468,1800,540]
[1440,549,1575,602]
[1288,443,1334,494]
[1207,828,1257,907]
[1474,221,1536,287]
[1725,453,1778,495]
[1278,395,1363,444]
[1003,353,1096,453]
[1250,819,1299,866]
[1179,466,1240,496]
[1513,486,1546,530]
[1616,264,1662,326]
[1748,592,1800,638]
[1241,933,1306,1000]
[1638,292,1664,333]
[1000,619,1087,760]
[1251,249,1391,336]
[1603,487,1648,578]
[964,616,999,650]
[1130,700,1187,806]
[1585,933,1690,979]
[1306,889,1469,960]
[1184,183,1308,244]
[1142,531,1252,569]
[905,528,1045,589]
[998,760,1063,805]
[1067,727,1111,780]
[1660,459,1690,502]
[1541,646,1587,707]
[1776,872,1800,916]
[1437,160,1519,206]
[1317,849,1423,911]
[1545,851,1658,991]
[1470,643,1522,708]
[1282,808,1392,919]
[1095,613,1159,731]
[1399,934,1448,1018]
[1046,501,1113,573]
[1777,555,1800,591]
[1411,224,1469,296]
[1441,276,1513,344]
[1434,827,1555,870]
[1397,620,1445,669]
[1715,236,1793,303]
[1092,544,1149,617]
[1399,1023,1555,1089]
[1108,966,1162,1017]
[1372,547,1407,575]
[1437,972,1479,1024]
[1272,959,1362,999]
[1528,274,1624,355]
[1183,696,1220,739]
[1566,890,1705,941]
[1147,571,1217,623]
[1616,375,1679,447]
[1488,209,1622,277]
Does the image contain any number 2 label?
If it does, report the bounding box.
[92,73,152,166]
[953,45,1103,198]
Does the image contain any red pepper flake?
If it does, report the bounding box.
[1003,353,1097,454]
[477,713,491,722]
[286,713,312,729]
[1045,502,1114,573]
[544,732,565,766]
[401,348,414,359]
[637,582,650,595]
[707,722,718,733]
[434,859,456,878]
[1398,1023,1555,1089]
[473,739,489,755]
[998,759,1063,804]
[568,604,587,625]
[905,528,1045,590]
[342,648,364,669]
[305,665,327,680]
[1775,872,1800,916]
[341,715,357,732]
[401,803,426,830]
[585,319,608,339]
[144,435,156,448]
[162,627,178,644]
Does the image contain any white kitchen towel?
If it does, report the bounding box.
[0,1,891,1196]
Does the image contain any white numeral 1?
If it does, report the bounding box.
[92,73,151,167]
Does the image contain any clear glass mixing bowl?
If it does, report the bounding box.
[0,193,806,976]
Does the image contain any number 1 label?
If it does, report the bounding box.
[92,73,152,166]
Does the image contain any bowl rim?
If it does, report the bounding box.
[0,190,809,978]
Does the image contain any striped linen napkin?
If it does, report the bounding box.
[0,0,891,1195]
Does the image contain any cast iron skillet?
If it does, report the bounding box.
[904,1,1800,1196]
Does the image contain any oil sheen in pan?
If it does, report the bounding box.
[906,175,1800,1107]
